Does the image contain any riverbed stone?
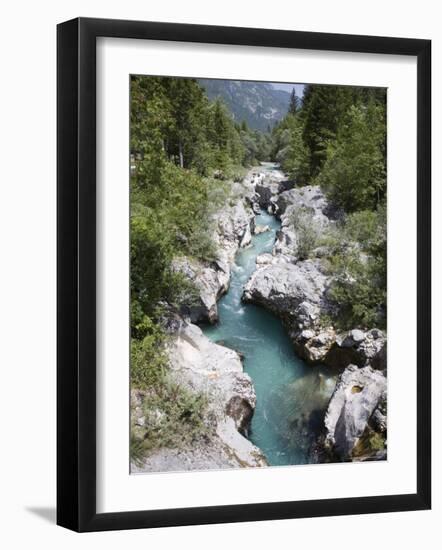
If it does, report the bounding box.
[243,260,328,324]
[276,185,330,220]
[324,364,387,459]
[342,329,366,347]
[254,224,270,235]
[255,253,273,266]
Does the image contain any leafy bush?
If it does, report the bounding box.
[130,331,211,462]
[288,207,319,260]
[327,250,386,329]
[131,323,168,387]
[322,206,386,330]
[137,379,210,454]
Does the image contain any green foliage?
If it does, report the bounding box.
[136,379,210,454]
[327,251,386,329]
[317,103,386,212]
[322,206,387,330]
[130,332,211,461]
[271,114,309,183]
[131,324,168,387]
[239,128,273,165]
[288,207,319,260]
[301,85,353,176]
[131,75,250,177]
[274,85,386,204]
[300,85,385,177]
[288,88,300,115]
[272,84,387,331]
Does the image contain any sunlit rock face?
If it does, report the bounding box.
[172,176,256,325]
[324,364,387,459]
[132,322,268,473]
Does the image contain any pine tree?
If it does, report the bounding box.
[288,88,299,115]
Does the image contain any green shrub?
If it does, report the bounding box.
[131,324,168,387]
[327,250,386,330]
[130,330,212,463]
[288,207,319,260]
[138,379,210,453]
[321,206,386,330]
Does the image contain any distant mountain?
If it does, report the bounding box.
[198,79,291,132]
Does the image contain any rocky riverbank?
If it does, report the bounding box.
[242,167,387,461]
[132,164,387,470]
[132,322,268,472]
[171,171,266,324]
[132,167,269,473]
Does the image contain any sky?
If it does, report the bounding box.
[271,82,305,98]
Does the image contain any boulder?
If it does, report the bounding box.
[243,260,329,326]
[295,327,336,364]
[341,329,366,347]
[255,253,273,266]
[273,225,297,259]
[215,199,255,253]
[255,179,281,208]
[324,364,387,459]
[276,185,331,223]
[254,224,270,235]
[324,329,387,370]
[171,257,229,324]
[271,185,331,260]
[254,168,293,209]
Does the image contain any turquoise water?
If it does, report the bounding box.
[203,210,336,466]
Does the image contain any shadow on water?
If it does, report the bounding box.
[203,202,336,466]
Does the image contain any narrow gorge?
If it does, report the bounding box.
[132,163,387,472]
[130,76,388,474]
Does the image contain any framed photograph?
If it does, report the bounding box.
[57,17,431,532]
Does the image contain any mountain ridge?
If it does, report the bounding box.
[198,79,292,132]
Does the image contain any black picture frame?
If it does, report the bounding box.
[57,17,431,532]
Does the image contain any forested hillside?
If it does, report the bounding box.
[272,84,387,329]
[130,76,274,340]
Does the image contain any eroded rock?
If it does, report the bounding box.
[324,364,387,459]
[174,177,256,324]
[133,323,268,472]
[243,260,328,324]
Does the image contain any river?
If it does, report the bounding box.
[203,168,336,466]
